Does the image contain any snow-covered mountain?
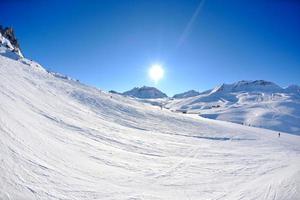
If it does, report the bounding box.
[0,26,23,58]
[166,80,300,135]
[173,90,200,99]
[210,80,283,94]
[123,86,168,99]
[285,85,300,94]
[1,30,300,199]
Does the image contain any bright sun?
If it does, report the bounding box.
[149,64,164,83]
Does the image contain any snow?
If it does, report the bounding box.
[286,85,300,94]
[123,86,168,99]
[165,82,300,135]
[173,90,200,99]
[0,32,23,59]
[1,54,300,199]
[210,80,283,94]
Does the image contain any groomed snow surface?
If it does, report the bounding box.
[1,54,300,200]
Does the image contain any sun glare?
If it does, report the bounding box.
[149,64,164,83]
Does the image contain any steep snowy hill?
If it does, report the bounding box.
[173,90,200,99]
[1,37,300,199]
[166,81,300,135]
[123,86,168,99]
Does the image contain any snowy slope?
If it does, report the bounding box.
[1,50,300,199]
[166,81,300,135]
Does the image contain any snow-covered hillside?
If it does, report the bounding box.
[166,80,300,135]
[1,36,300,199]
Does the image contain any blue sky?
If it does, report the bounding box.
[1,0,300,95]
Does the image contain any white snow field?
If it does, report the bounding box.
[1,54,300,200]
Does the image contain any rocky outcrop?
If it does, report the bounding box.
[0,25,23,58]
[0,26,20,50]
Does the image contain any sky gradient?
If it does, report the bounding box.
[1,0,300,95]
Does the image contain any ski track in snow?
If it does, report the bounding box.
[0,55,300,199]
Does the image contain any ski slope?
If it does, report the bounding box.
[1,54,300,199]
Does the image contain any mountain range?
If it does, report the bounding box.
[116,80,300,135]
[121,80,299,99]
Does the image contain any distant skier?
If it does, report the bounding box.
[278,132,281,138]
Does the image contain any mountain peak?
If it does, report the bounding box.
[173,90,200,99]
[123,86,168,99]
[285,85,300,94]
[0,26,20,49]
[0,25,23,58]
[211,80,283,94]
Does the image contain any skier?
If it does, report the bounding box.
[278,132,281,138]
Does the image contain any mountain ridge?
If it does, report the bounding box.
[165,81,300,135]
[120,80,300,100]
[173,90,200,99]
[122,86,168,99]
